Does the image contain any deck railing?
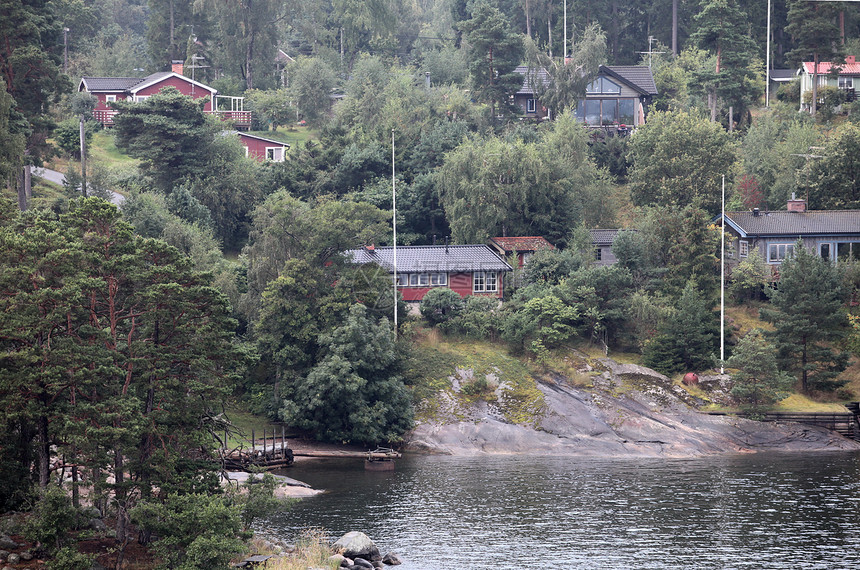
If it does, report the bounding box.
[92,108,252,129]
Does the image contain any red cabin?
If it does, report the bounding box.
[79,61,251,128]
[346,245,513,303]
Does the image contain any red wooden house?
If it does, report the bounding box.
[79,61,251,128]
[346,245,512,303]
[234,132,289,162]
[488,236,555,267]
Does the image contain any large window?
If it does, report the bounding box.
[768,243,794,263]
[586,77,621,94]
[473,271,498,293]
[837,242,860,262]
[265,147,285,162]
[527,98,536,113]
[839,77,854,90]
[576,99,638,127]
[739,240,749,258]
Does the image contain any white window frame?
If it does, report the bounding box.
[409,273,429,286]
[265,146,285,162]
[819,242,832,261]
[473,271,498,293]
[839,77,854,90]
[595,247,602,261]
[395,274,408,286]
[527,98,536,113]
[739,240,749,258]
[134,95,150,103]
[430,272,447,286]
[105,94,117,102]
[768,243,794,263]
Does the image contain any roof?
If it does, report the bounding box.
[489,236,555,253]
[514,65,551,95]
[601,66,658,95]
[802,58,860,76]
[721,210,860,238]
[589,229,633,246]
[346,245,512,273]
[236,132,290,147]
[78,72,217,96]
[770,69,796,81]
[79,77,144,92]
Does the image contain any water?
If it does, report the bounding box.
[264,453,860,569]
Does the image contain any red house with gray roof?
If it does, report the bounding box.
[79,61,251,128]
[346,245,512,303]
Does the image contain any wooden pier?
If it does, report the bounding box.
[708,408,860,441]
[219,427,402,472]
[220,427,294,472]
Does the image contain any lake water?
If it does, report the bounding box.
[263,453,860,569]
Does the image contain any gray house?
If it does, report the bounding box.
[718,198,860,274]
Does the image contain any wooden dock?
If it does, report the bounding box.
[218,426,402,472]
[708,409,860,441]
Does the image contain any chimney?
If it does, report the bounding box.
[753,208,760,217]
[847,56,856,65]
[787,193,807,212]
[425,72,431,90]
[365,244,376,254]
[445,236,449,253]
[171,60,184,75]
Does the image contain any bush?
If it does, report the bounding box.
[442,296,502,339]
[419,288,465,325]
[804,85,847,121]
[24,487,80,552]
[45,546,94,570]
[130,493,248,570]
[776,79,800,104]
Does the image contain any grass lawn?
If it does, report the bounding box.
[247,125,317,149]
[89,130,139,166]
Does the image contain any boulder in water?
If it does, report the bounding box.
[332,531,380,559]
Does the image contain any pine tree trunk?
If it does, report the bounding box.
[811,54,819,116]
[37,413,50,488]
[672,0,678,55]
[80,117,87,197]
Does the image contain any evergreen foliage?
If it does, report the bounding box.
[280,304,413,444]
[420,287,466,325]
[727,329,794,414]
[761,242,850,393]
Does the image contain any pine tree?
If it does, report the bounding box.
[761,242,849,393]
[727,329,794,415]
[785,0,842,116]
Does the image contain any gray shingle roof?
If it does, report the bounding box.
[346,245,512,273]
[80,77,144,91]
[602,66,658,95]
[724,210,860,237]
[589,229,629,246]
[514,65,550,95]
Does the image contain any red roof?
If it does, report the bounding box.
[489,236,555,253]
[803,56,860,76]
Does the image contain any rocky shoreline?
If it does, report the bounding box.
[403,359,860,457]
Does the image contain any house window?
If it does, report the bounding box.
[839,77,854,90]
[585,77,621,94]
[739,240,749,258]
[595,247,602,261]
[768,243,794,263]
[430,272,447,286]
[618,99,635,125]
[265,147,284,162]
[527,98,536,113]
[837,242,860,261]
[394,274,408,286]
[410,273,429,286]
[820,243,832,261]
[473,271,498,293]
[105,95,117,102]
[134,95,150,102]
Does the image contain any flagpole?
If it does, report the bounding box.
[392,129,398,337]
[721,174,725,374]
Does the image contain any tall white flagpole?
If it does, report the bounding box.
[721,174,725,374]
[766,0,771,107]
[392,129,398,337]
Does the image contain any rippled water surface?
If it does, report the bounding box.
[263,453,860,569]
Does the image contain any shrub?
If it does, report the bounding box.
[24,486,80,553]
[45,546,94,570]
[419,288,465,325]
